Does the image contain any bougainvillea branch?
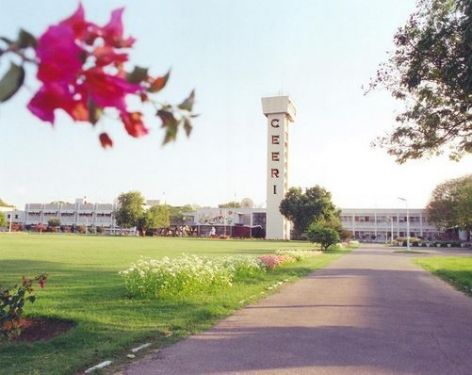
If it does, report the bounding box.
[0,3,196,148]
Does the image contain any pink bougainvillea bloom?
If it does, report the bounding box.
[82,67,140,111]
[99,132,114,148]
[36,24,82,84]
[120,111,149,137]
[60,3,86,37]
[101,8,136,48]
[93,46,128,67]
[28,83,76,123]
[28,83,89,123]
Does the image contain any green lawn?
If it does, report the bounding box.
[416,257,472,296]
[0,234,348,375]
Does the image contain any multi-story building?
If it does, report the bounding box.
[24,198,116,228]
[340,208,442,242]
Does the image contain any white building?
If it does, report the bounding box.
[340,208,442,242]
[24,198,115,228]
[191,207,266,227]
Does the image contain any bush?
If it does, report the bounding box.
[258,255,295,270]
[120,255,233,298]
[120,253,306,298]
[275,249,318,261]
[221,255,265,278]
[47,218,61,227]
[1,274,48,340]
[307,223,340,251]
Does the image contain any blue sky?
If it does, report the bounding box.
[1,0,471,209]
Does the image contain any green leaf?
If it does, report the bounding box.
[17,29,36,49]
[148,70,171,93]
[178,89,195,111]
[0,37,13,45]
[0,63,25,103]
[183,116,192,137]
[157,109,179,145]
[126,66,148,84]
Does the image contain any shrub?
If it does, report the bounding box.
[1,274,48,340]
[120,252,305,298]
[120,255,233,298]
[47,218,61,227]
[258,255,295,270]
[275,249,317,261]
[307,223,340,251]
[220,255,265,278]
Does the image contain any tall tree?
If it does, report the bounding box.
[370,0,472,163]
[279,186,339,239]
[146,205,170,229]
[168,204,194,225]
[427,175,472,234]
[115,191,145,228]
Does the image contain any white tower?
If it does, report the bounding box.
[261,96,296,240]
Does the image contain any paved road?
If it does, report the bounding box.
[122,247,472,375]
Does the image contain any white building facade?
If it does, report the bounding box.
[24,198,115,228]
[262,96,296,240]
[340,208,442,242]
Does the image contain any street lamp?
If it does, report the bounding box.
[398,197,410,251]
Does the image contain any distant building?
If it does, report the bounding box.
[340,208,442,241]
[186,207,444,242]
[12,198,450,241]
[24,198,115,228]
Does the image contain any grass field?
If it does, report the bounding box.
[416,257,472,296]
[0,234,349,375]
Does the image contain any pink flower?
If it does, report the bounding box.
[60,3,88,38]
[120,112,149,137]
[93,46,128,67]
[36,24,82,84]
[101,8,135,48]
[82,67,140,111]
[28,83,86,123]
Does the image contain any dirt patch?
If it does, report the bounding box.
[11,318,75,342]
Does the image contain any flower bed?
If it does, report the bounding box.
[275,249,320,261]
[120,253,307,298]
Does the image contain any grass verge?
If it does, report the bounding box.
[0,234,349,375]
[416,257,472,296]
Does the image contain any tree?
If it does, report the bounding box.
[0,212,7,227]
[307,223,340,251]
[146,205,170,229]
[279,186,339,239]
[115,191,145,228]
[426,175,472,235]
[218,201,241,209]
[137,204,171,235]
[0,199,12,207]
[168,204,194,225]
[47,218,61,227]
[370,0,472,163]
